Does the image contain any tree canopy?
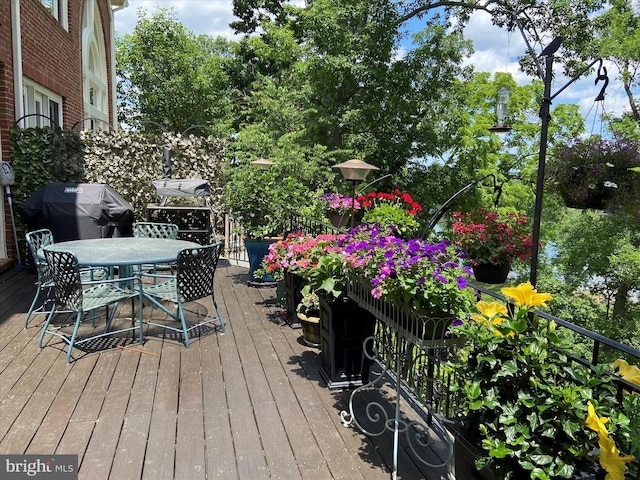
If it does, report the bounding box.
[115,0,640,329]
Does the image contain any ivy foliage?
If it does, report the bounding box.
[10,127,226,229]
[82,130,226,222]
[9,126,84,205]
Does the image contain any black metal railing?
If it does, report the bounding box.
[348,279,640,478]
[285,214,343,236]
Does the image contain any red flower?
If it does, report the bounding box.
[452,208,538,265]
[357,190,423,216]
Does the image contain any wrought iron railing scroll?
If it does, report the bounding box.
[341,279,458,479]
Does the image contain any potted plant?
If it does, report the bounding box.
[224,161,309,281]
[257,232,318,326]
[296,291,321,347]
[547,136,640,211]
[356,189,422,239]
[341,222,475,339]
[318,192,360,228]
[282,231,376,388]
[448,282,635,480]
[452,208,535,284]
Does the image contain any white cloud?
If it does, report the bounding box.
[113,0,240,39]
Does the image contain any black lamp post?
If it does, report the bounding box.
[332,159,380,229]
[508,25,608,286]
[529,53,555,286]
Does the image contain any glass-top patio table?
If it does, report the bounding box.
[40,237,201,268]
[39,237,202,350]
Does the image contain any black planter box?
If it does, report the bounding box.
[284,271,304,328]
[454,431,495,480]
[453,426,605,480]
[318,296,376,389]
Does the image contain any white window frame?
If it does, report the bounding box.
[81,0,110,130]
[22,79,63,128]
[39,0,69,30]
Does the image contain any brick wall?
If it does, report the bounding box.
[0,0,116,270]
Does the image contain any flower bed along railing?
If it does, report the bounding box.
[465,284,640,479]
[347,280,640,478]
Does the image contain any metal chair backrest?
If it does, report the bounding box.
[43,250,83,312]
[176,243,223,303]
[133,222,179,240]
[26,228,54,285]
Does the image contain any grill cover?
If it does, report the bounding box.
[18,183,134,241]
[152,179,210,197]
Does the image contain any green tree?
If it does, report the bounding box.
[555,211,640,325]
[116,8,232,134]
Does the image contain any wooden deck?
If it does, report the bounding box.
[0,261,452,480]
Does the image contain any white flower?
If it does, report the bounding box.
[606,162,615,167]
[604,181,619,188]
[588,184,596,189]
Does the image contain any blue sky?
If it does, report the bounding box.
[113,0,629,130]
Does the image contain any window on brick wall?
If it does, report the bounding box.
[22,79,63,128]
[81,0,110,130]
[40,0,69,30]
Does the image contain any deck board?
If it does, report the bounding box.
[0,261,451,480]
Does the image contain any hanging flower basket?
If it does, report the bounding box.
[548,137,640,213]
[328,212,349,228]
[472,262,511,284]
[560,187,611,210]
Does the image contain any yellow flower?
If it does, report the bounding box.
[474,301,508,321]
[471,301,514,337]
[501,282,553,308]
[586,402,635,480]
[598,434,635,480]
[585,401,610,438]
[613,358,640,387]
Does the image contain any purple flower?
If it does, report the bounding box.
[433,272,448,284]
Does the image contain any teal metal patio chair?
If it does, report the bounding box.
[24,228,107,328]
[132,221,180,275]
[40,249,142,363]
[140,242,224,348]
[132,221,180,240]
